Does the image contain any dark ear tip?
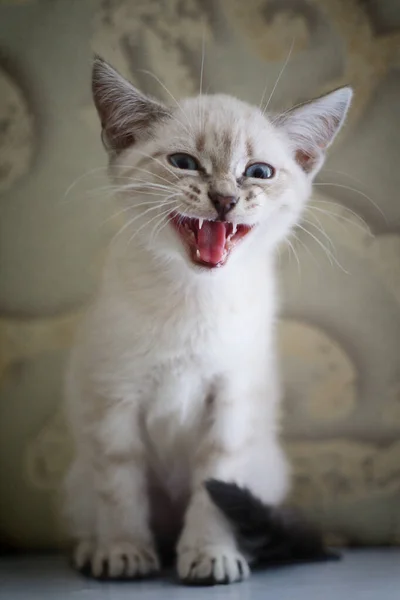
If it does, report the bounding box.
[92,55,103,80]
[92,54,112,81]
[93,53,105,64]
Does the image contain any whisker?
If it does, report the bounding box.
[199,27,206,134]
[62,164,178,205]
[307,205,372,237]
[124,165,181,188]
[101,198,178,229]
[62,166,110,202]
[304,208,334,245]
[313,182,386,222]
[263,38,295,114]
[127,202,177,250]
[296,223,350,274]
[108,163,179,187]
[110,199,178,248]
[150,202,184,245]
[297,223,334,266]
[311,198,370,225]
[301,216,335,250]
[270,96,312,126]
[121,183,177,194]
[291,231,320,268]
[87,184,177,199]
[258,71,270,111]
[149,213,170,245]
[321,168,377,191]
[133,150,181,182]
[157,204,183,241]
[103,175,175,189]
[138,69,193,135]
[285,237,301,277]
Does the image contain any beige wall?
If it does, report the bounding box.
[0,0,399,550]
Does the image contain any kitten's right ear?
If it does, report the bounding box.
[92,56,171,154]
[274,86,352,176]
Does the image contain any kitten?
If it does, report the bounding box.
[63,56,352,586]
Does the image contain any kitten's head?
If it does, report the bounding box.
[93,57,352,271]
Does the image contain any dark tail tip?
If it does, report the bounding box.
[205,479,341,567]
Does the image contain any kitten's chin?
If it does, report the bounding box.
[169,213,254,269]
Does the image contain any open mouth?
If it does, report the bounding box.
[170,213,253,268]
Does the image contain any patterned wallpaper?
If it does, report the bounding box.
[0,0,400,550]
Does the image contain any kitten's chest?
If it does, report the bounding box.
[143,360,207,496]
[92,261,274,401]
[113,289,260,369]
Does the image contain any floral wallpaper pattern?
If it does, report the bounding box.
[0,0,399,550]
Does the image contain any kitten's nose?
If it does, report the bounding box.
[208,190,238,221]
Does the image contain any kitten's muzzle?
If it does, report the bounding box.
[208,190,238,221]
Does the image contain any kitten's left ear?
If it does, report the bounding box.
[275,86,353,175]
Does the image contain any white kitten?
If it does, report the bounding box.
[63,57,352,585]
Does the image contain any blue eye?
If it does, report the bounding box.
[168,153,199,170]
[244,163,275,179]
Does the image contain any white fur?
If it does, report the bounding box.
[63,63,351,584]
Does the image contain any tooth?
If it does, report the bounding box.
[198,218,203,230]
[196,249,200,258]
[232,223,237,235]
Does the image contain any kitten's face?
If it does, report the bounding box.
[117,95,311,269]
[93,58,352,272]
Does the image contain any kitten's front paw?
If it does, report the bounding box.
[72,539,160,580]
[177,545,250,586]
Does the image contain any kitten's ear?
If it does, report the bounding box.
[275,86,352,175]
[92,56,171,154]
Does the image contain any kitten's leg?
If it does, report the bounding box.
[64,455,96,554]
[177,485,250,585]
[65,400,159,580]
[177,384,287,585]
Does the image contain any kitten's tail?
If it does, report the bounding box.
[205,479,340,567]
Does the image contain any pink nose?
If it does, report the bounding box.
[208,191,238,220]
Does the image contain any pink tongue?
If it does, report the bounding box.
[197,221,227,264]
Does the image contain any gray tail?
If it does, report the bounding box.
[205,479,340,567]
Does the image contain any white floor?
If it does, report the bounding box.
[1,550,399,599]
